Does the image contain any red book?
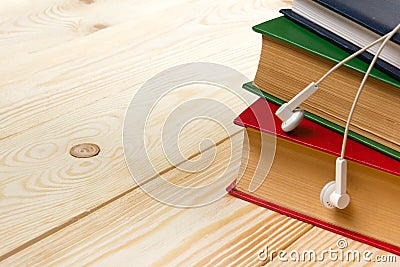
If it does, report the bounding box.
[228,98,400,255]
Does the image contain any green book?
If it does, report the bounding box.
[244,17,400,160]
[253,17,400,88]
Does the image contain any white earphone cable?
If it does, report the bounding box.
[339,24,400,159]
[315,30,398,86]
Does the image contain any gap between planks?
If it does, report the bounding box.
[2,136,313,266]
[0,133,237,262]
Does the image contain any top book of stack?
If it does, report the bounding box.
[281,0,400,80]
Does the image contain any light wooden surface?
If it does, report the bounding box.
[0,0,396,266]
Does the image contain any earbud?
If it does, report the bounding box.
[278,25,400,210]
[280,107,304,132]
[278,84,351,209]
[319,24,399,209]
[275,82,318,132]
[320,158,350,209]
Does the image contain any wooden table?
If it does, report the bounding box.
[0,0,395,265]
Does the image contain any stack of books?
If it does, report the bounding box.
[228,0,400,255]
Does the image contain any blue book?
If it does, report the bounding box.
[280,9,400,81]
[283,0,400,80]
[312,0,399,43]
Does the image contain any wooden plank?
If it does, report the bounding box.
[2,138,312,266]
[0,0,290,255]
[0,0,189,59]
[0,80,255,256]
[269,228,399,266]
[0,0,293,260]
[0,0,289,140]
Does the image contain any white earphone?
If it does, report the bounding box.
[275,82,317,132]
[276,23,400,209]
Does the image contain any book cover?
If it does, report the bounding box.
[252,16,400,89]
[234,97,400,175]
[313,0,400,44]
[228,98,400,255]
[280,9,400,81]
[243,82,400,161]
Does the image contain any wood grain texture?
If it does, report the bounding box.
[0,0,293,260]
[0,0,289,140]
[9,0,394,266]
[274,228,399,266]
[2,139,312,266]
[1,0,393,265]
[0,0,189,59]
[0,78,253,255]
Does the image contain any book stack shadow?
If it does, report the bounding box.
[228,0,400,255]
